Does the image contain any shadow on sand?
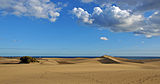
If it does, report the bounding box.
[0,63,20,64]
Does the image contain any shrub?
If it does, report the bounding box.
[20,56,39,64]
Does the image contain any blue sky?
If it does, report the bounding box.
[0,0,160,56]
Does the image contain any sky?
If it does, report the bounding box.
[0,0,160,56]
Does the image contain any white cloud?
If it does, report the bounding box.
[134,11,160,37]
[72,4,160,37]
[81,0,160,12]
[72,7,94,24]
[72,6,145,34]
[100,37,108,40]
[0,0,61,22]
[93,7,103,15]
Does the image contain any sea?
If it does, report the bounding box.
[1,56,160,60]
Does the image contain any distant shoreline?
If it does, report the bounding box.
[1,56,160,60]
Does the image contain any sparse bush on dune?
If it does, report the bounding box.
[20,56,39,64]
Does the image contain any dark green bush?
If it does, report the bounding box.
[20,56,39,63]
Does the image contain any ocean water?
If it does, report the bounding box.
[1,56,160,59]
[116,56,160,59]
[0,56,99,58]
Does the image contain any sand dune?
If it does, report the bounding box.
[41,55,160,64]
[1,56,160,84]
[40,56,133,64]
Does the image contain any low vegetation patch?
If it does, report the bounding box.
[20,56,39,64]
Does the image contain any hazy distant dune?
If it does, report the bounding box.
[1,56,160,65]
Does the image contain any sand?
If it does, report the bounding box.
[0,56,160,84]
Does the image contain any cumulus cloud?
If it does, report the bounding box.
[134,11,160,37]
[72,8,94,24]
[0,0,61,22]
[72,3,160,37]
[81,0,160,12]
[72,6,146,34]
[100,37,108,40]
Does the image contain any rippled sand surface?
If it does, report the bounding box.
[1,56,160,84]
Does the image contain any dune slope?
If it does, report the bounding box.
[1,56,160,84]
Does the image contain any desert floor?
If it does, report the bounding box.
[0,56,160,84]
